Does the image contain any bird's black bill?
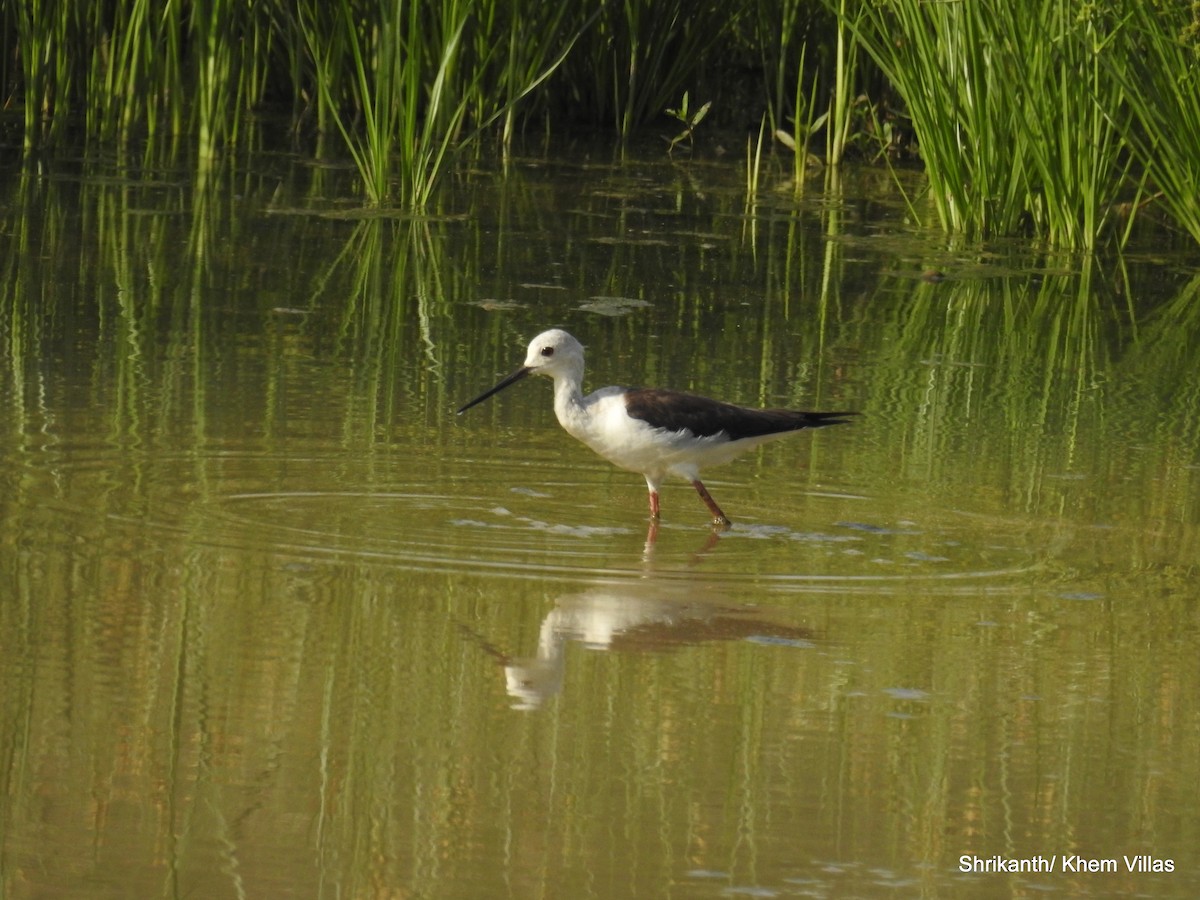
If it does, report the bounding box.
[456,366,532,414]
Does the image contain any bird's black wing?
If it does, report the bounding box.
[623,388,857,441]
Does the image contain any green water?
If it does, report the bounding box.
[1,150,1198,898]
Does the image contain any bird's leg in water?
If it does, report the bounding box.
[692,480,731,528]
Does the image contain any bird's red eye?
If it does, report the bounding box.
[541,346,554,357]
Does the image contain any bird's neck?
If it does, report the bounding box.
[551,373,588,435]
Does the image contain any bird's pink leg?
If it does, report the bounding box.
[644,517,660,549]
[692,480,731,528]
[648,490,661,519]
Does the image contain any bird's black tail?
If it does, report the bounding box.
[802,411,860,429]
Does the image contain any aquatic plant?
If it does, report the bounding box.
[1106,2,1200,244]
[823,0,861,168]
[559,0,733,138]
[769,42,827,189]
[664,92,712,155]
[6,0,587,205]
[837,0,1134,247]
[299,0,472,206]
[12,0,75,151]
[3,0,1200,241]
[295,0,586,205]
[752,0,872,182]
[478,2,595,153]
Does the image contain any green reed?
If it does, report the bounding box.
[81,0,269,159]
[1013,3,1133,248]
[752,0,874,187]
[830,0,1200,248]
[293,0,466,205]
[840,0,1131,247]
[472,2,593,152]
[767,40,826,189]
[1106,2,1200,244]
[13,0,73,151]
[824,0,860,167]
[291,0,593,204]
[6,0,1200,238]
[563,0,732,138]
[7,0,583,205]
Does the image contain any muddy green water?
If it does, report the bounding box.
[1,151,1198,898]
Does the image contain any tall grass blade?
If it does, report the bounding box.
[834,0,1134,247]
[1106,4,1200,244]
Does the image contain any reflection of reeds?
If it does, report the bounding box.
[833,252,1200,527]
[3,150,1199,900]
[1,153,1196,517]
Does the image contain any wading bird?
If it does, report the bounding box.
[457,329,856,527]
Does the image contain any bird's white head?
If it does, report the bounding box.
[457,328,586,415]
[521,329,585,379]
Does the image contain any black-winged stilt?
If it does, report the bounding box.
[457,329,857,527]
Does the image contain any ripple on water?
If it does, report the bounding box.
[183,488,1051,592]
[19,445,1059,591]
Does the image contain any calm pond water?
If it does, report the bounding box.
[2,146,1198,898]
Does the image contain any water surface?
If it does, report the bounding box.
[1,149,1198,897]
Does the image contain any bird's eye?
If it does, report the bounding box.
[540,346,554,357]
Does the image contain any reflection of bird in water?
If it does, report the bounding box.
[462,586,816,711]
[457,329,857,528]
